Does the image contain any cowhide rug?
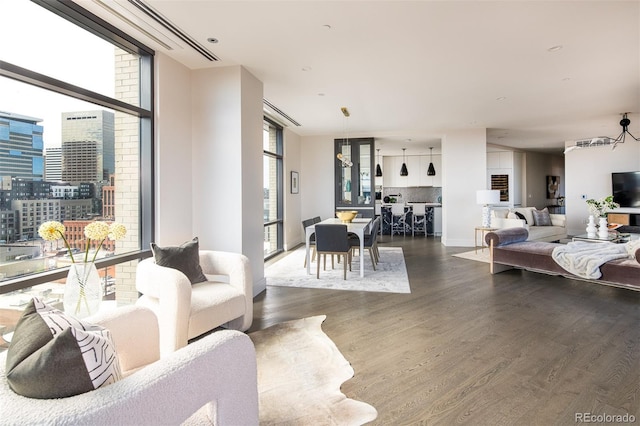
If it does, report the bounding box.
[251,315,377,425]
[183,315,377,426]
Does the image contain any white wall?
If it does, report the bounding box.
[300,135,336,225]
[284,129,302,250]
[441,128,487,246]
[155,54,265,295]
[154,53,193,244]
[191,66,265,295]
[564,140,640,235]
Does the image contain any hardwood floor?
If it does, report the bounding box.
[252,235,640,425]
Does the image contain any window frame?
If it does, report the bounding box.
[0,0,155,295]
[263,117,283,261]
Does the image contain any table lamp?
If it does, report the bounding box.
[476,189,500,228]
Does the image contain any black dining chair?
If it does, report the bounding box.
[314,224,352,280]
[350,217,381,270]
[302,218,317,267]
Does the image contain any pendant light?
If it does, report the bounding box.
[375,149,383,177]
[400,148,408,176]
[427,147,436,176]
[336,107,353,167]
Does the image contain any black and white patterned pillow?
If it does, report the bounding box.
[5,297,122,399]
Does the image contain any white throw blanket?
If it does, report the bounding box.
[551,241,629,279]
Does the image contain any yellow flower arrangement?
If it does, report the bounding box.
[38,220,127,263]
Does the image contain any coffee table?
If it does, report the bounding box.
[572,233,623,243]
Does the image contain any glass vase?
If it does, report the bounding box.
[64,262,102,318]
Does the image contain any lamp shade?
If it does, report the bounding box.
[400,163,408,176]
[476,189,500,205]
[427,162,436,176]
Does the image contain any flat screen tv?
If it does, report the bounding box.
[612,171,640,207]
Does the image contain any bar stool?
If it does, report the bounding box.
[391,203,408,236]
[411,203,427,237]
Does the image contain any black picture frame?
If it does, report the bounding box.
[291,171,299,194]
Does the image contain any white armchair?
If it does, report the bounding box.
[0,305,259,425]
[136,250,253,357]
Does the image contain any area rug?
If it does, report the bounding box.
[452,249,490,263]
[250,315,378,425]
[265,247,410,293]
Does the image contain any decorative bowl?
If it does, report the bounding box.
[336,211,358,223]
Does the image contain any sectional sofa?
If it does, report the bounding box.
[491,206,567,242]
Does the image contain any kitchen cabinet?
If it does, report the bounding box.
[335,137,375,217]
[487,151,513,169]
[383,156,409,188]
[383,154,442,187]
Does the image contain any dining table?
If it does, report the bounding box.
[305,217,372,278]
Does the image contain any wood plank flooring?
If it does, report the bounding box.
[253,235,640,425]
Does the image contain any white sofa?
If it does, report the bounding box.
[0,305,259,425]
[136,250,253,357]
[491,207,567,242]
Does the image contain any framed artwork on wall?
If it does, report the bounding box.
[291,171,299,194]
[547,175,560,199]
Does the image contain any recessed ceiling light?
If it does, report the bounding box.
[547,45,563,52]
[323,24,332,30]
[207,37,219,44]
[302,66,312,72]
[318,93,325,97]
[562,77,571,82]
[496,96,507,101]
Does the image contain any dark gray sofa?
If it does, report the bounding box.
[485,227,640,292]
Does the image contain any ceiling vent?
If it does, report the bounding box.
[575,137,616,147]
[88,0,219,61]
[263,99,301,127]
[564,137,616,154]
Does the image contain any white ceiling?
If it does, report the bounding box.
[78,0,640,156]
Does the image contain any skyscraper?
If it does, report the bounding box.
[0,111,44,180]
[61,110,114,182]
[44,147,62,181]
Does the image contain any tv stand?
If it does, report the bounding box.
[608,208,640,226]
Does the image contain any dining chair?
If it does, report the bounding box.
[350,216,381,270]
[314,224,352,280]
[302,218,317,267]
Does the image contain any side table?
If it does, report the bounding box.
[475,226,497,254]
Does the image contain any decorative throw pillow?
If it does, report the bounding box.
[532,208,552,226]
[5,297,122,399]
[150,237,207,284]
[514,211,528,224]
[507,211,518,219]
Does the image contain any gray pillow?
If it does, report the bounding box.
[532,208,552,226]
[151,237,207,284]
[5,297,122,399]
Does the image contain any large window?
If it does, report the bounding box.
[0,0,153,344]
[263,118,283,259]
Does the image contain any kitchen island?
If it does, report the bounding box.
[380,203,441,236]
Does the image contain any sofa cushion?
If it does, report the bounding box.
[532,208,552,226]
[5,297,122,399]
[151,237,207,284]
